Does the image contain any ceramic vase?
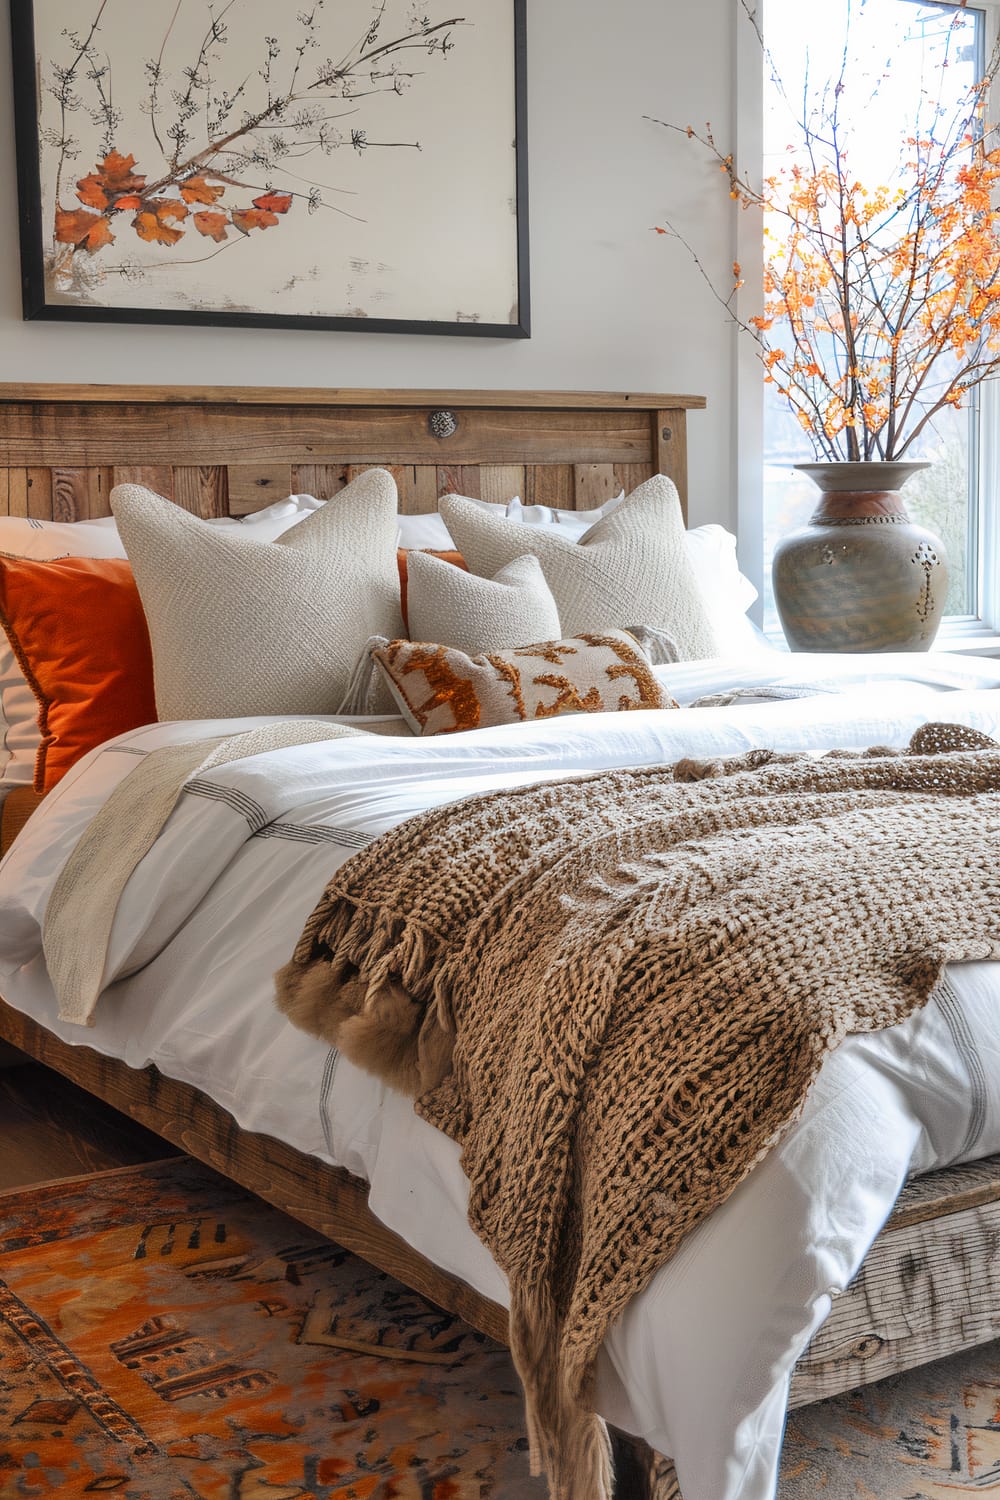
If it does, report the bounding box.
[772,460,948,652]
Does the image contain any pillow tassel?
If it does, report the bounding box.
[624,622,682,665]
[336,635,391,715]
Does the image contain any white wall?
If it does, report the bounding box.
[0,2,741,530]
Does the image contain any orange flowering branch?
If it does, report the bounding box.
[650,5,1000,462]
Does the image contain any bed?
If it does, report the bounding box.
[2,382,1000,1500]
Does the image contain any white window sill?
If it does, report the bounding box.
[760,623,1000,657]
[935,632,1000,657]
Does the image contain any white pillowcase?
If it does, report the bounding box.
[0,496,327,563]
[684,525,764,655]
[507,493,625,535]
[396,494,517,551]
[406,551,561,653]
[396,511,456,550]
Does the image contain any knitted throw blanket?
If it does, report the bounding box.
[275,723,1000,1499]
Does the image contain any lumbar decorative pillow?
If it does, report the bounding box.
[111,469,403,720]
[372,629,678,737]
[440,476,720,659]
[405,550,561,654]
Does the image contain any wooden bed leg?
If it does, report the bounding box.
[609,1428,680,1499]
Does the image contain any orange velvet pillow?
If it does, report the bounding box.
[0,555,157,793]
[396,548,468,632]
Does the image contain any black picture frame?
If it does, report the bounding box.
[9,0,529,338]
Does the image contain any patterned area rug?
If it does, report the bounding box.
[0,1156,543,1499]
[3,1155,1000,1500]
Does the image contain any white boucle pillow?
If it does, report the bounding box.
[406,551,561,653]
[398,501,764,655]
[111,469,403,720]
[441,476,720,660]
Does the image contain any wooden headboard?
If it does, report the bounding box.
[0,384,705,524]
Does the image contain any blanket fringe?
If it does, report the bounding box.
[276,896,460,1095]
[510,1282,614,1499]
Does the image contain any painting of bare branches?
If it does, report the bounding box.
[10,0,528,335]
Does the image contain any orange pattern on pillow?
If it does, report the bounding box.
[373,630,678,737]
[396,548,468,632]
[0,555,156,793]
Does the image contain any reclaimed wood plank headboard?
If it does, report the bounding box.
[0,384,705,524]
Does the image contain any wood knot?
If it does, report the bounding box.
[849,1334,884,1360]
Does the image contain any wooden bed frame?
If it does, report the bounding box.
[2,382,999,1498]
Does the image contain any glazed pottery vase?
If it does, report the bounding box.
[772,460,948,652]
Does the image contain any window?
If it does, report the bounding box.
[760,0,992,637]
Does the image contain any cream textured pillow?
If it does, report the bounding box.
[440,476,720,659]
[373,630,678,736]
[405,550,561,653]
[111,470,403,720]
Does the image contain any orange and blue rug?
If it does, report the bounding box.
[0,1156,543,1499]
[2,1154,1000,1498]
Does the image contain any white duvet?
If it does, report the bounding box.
[3,650,1000,1500]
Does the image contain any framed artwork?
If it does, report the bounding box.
[9,0,529,337]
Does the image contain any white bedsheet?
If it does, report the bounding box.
[3,650,1000,1500]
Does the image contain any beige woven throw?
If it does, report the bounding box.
[275,723,1000,1500]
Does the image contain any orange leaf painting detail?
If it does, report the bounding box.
[54,206,115,253]
[193,210,230,241]
[132,200,189,245]
[75,173,110,210]
[231,207,280,232]
[180,176,226,205]
[73,151,149,225]
[98,150,146,194]
[252,190,293,214]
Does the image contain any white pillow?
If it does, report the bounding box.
[508,492,625,536]
[684,525,767,655]
[112,471,403,720]
[0,495,326,563]
[396,496,622,550]
[398,497,762,651]
[441,477,720,660]
[396,494,515,550]
[396,511,456,550]
[0,513,127,561]
[406,551,561,653]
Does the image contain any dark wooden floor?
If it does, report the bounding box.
[0,1048,178,1189]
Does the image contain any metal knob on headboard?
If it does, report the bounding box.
[428,410,458,439]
